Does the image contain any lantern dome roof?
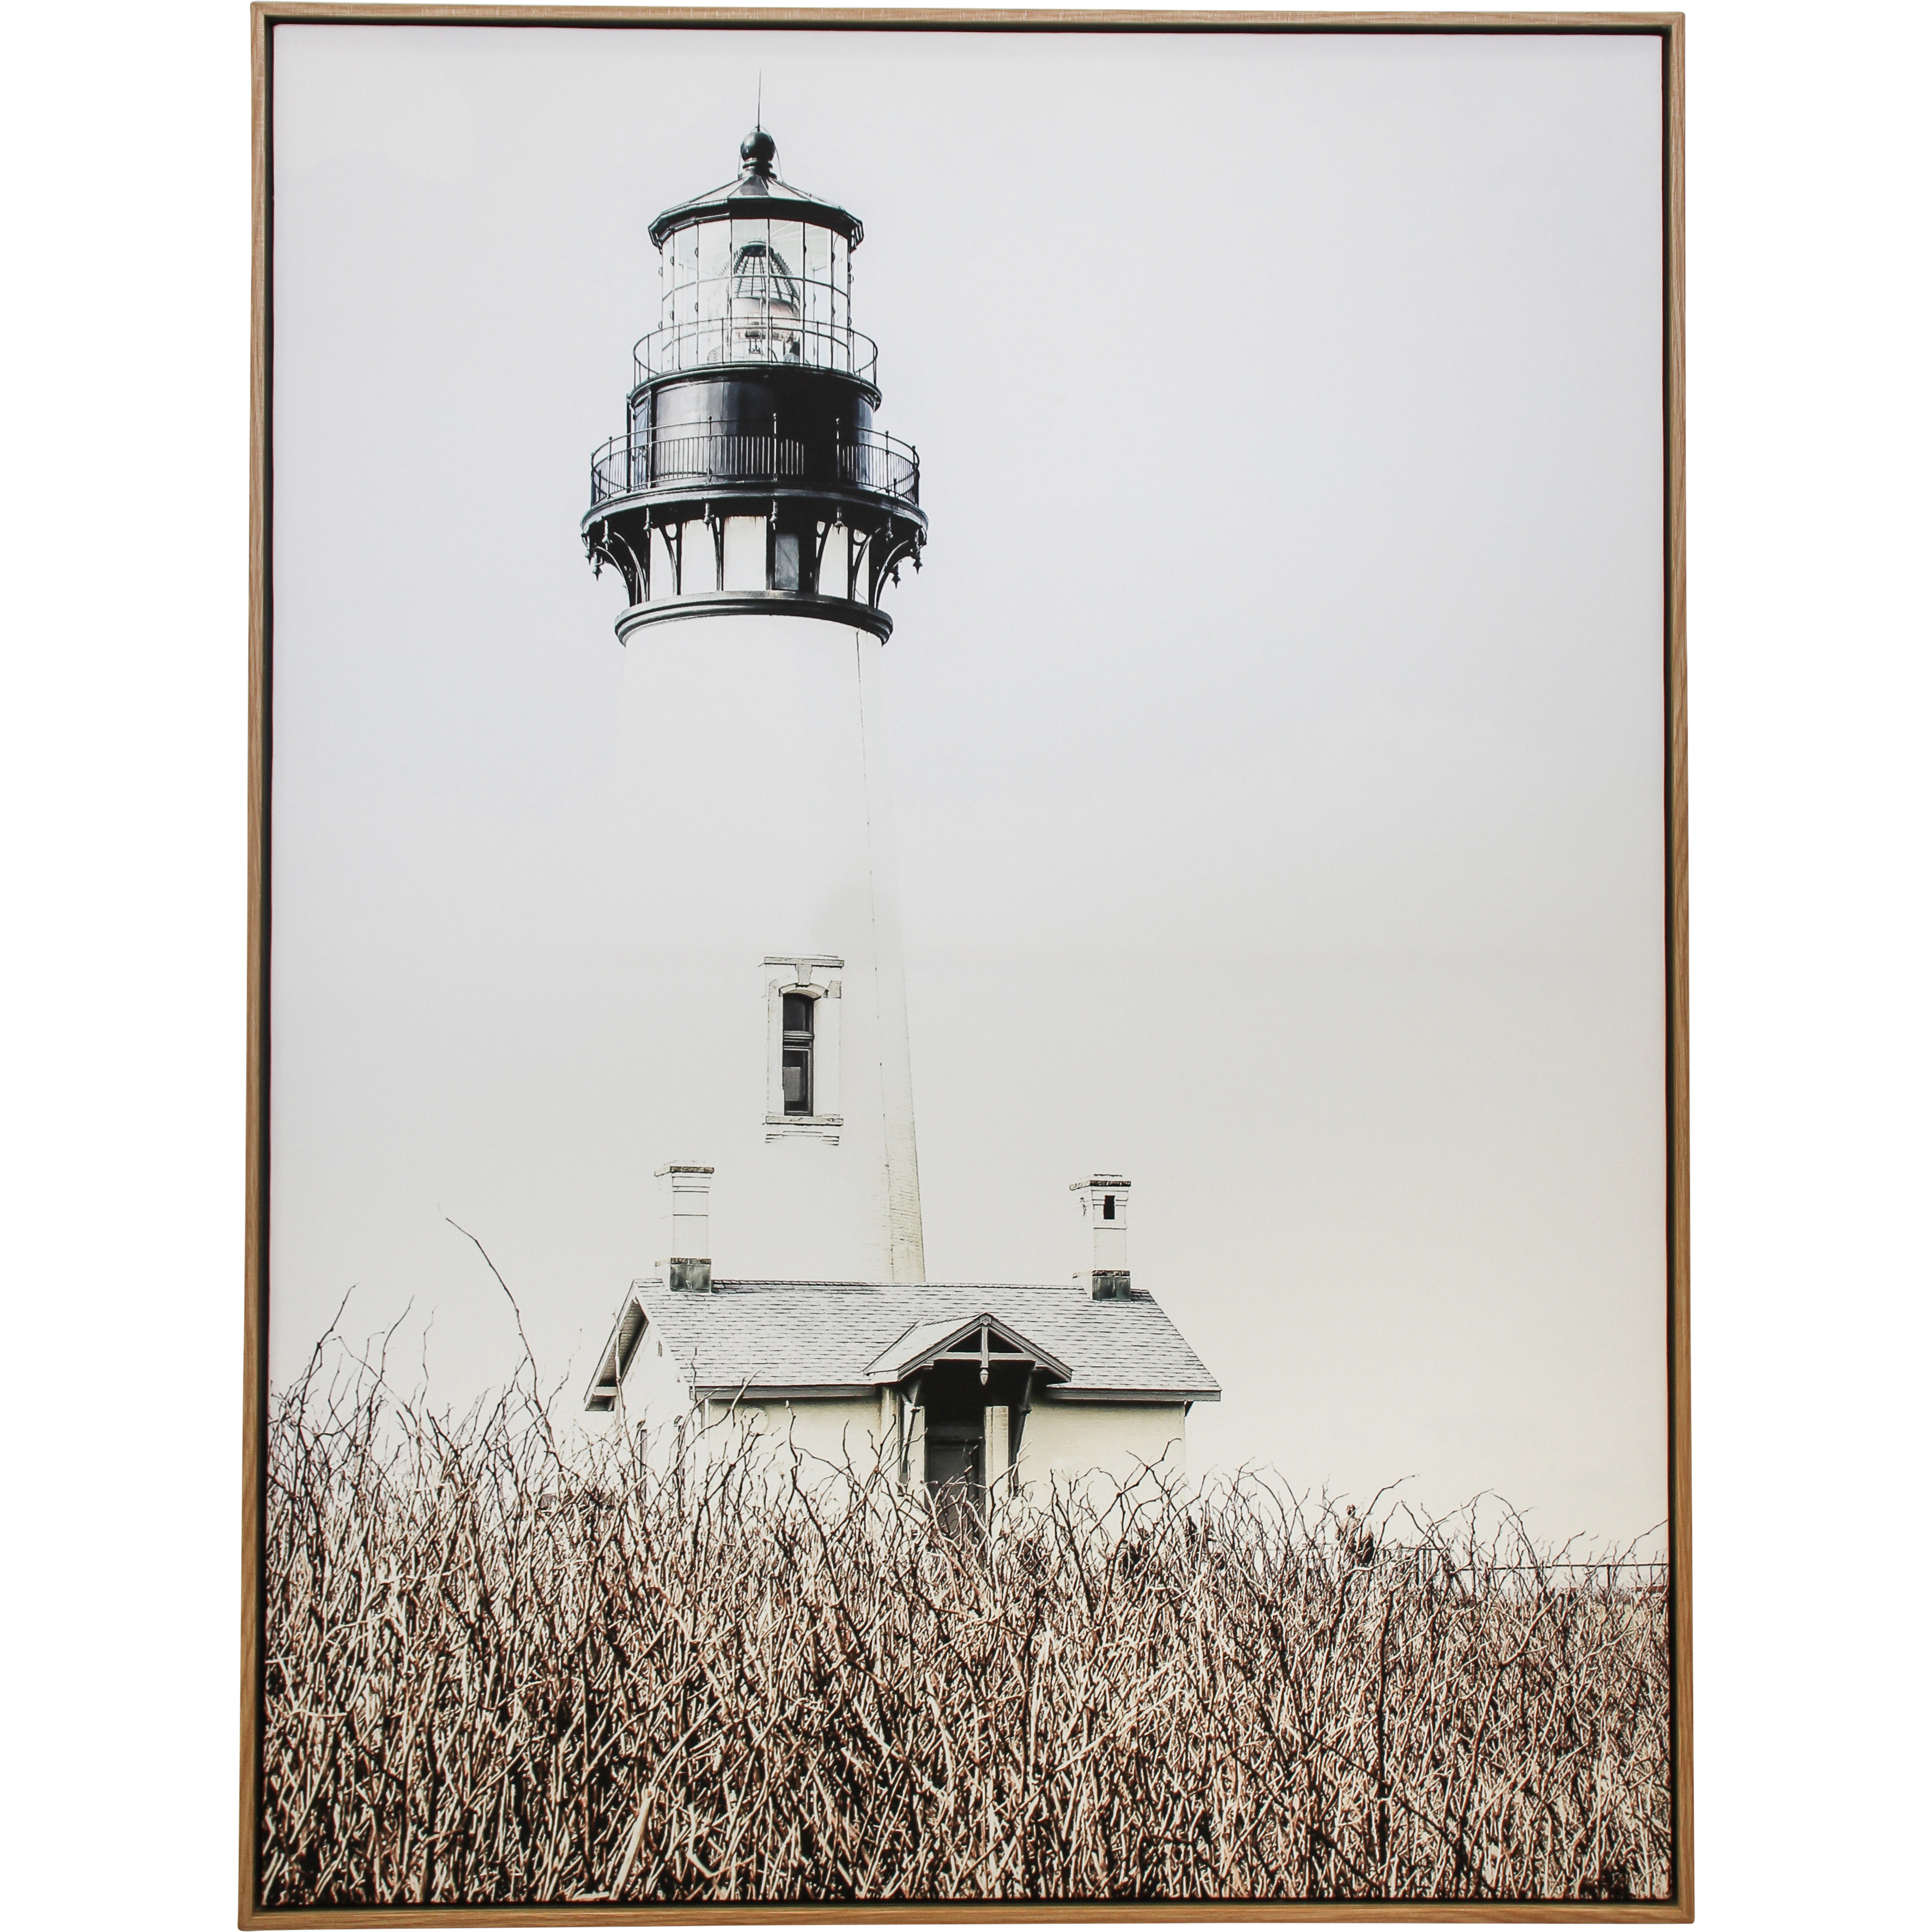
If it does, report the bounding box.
[647,129,863,249]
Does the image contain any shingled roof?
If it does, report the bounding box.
[598,1278,1220,1407]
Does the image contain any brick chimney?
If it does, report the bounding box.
[656,1163,714,1292]
[1070,1173,1131,1299]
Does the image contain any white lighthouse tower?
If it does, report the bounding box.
[582,129,930,1285]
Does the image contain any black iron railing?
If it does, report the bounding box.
[837,433,919,499]
[653,429,808,485]
[589,424,919,508]
[633,318,880,387]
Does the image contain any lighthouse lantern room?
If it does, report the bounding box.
[583,128,927,639]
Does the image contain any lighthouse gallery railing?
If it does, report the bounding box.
[589,425,920,508]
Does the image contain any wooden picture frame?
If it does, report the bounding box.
[244,7,1689,1920]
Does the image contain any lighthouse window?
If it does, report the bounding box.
[782,994,814,1115]
[773,532,801,591]
[763,961,842,1135]
[1103,1195,1116,1221]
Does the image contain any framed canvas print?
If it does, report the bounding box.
[243,5,1688,1919]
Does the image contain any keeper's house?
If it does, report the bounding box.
[586,1171,1219,1506]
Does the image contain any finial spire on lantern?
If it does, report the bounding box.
[740,124,777,177]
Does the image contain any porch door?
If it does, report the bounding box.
[925,1432,983,1535]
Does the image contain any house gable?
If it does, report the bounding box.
[865,1311,1071,1387]
[584,1293,649,1412]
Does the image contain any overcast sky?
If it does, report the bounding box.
[269,23,1667,1547]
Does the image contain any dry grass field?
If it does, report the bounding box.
[258,1339,1673,1906]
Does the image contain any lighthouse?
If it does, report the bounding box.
[580,129,1219,1493]
[582,129,930,1285]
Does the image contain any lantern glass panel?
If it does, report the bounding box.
[770,223,805,296]
[803,224,831,328]
[695,221,729,328]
